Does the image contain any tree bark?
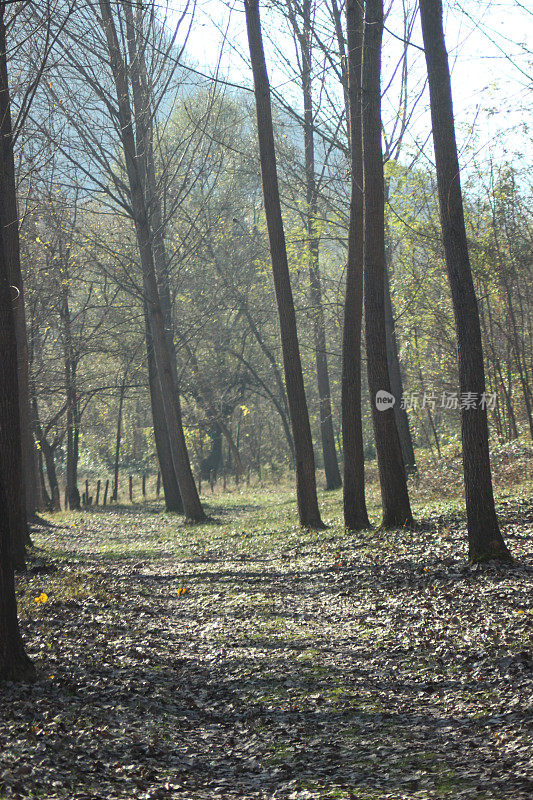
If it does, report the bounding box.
[419,0,511,561]
[363,0,413,528]
[0,9,43,522]
[295,0,342,490]
[112,375,125,502]
[245,0,324,528]
[124,1,190,507]
[0,207,34,679]
[383,181,417,474]
[61,282,80,511]
[32,398,61,511]
[121,9,185,509]
[0,473,35,682]
[342,0,370,530]
[144,306,183,512]
[97,0,205,521]
[0,11,29,566]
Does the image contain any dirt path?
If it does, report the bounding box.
[1,488,532,799]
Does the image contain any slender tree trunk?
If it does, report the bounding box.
[330,0,351,144]
[383,185,416,474]
[342,0,370,530]
[0,15,28,567]
[478,294,504,440]
[125,2,185,510]
[144,306,183,512]
[419,0,511,562]
[245,0,324,528]
[484,294,518,440]
[32,399,61,511]
[36,439,50,508]
[298,0,342,490]
[0,212,34,678]
[363,0,413,528]
[98,0,205,521]
[0,10,42,521]
[112,376,125,502]
[124,1,193,490]
[62,285,80,510]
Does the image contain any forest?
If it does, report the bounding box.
[0,0,531,798]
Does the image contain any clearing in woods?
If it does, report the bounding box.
[2,462,532,800]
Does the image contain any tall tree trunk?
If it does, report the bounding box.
[0,11,42,520]
[124,1,192,491]
[98,0,205,521]
[0,11,29,565]
[144,306,183,512]
[383,184,416,474]
[0,211,34,678]
[342,0,370,530]
[363,0,413,528]
[62,283,80,511]
[32,398,61,511]
[36,444,51,509]
[125,21,184,513]
[484,294,517,440]
[245,0,324,529]
[419,0,511,562]
[330,0,351,144]
[297,0,342,490]
[112,376,126,502]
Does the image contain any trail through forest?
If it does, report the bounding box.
[2,484,532,800]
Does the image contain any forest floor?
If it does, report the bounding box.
[1,458,533,800]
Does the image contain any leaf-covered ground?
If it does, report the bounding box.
[1,475,532,800]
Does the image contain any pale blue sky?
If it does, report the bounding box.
[169,0,532,167]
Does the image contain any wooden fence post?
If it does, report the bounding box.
[95,479,101,505]
[129,475,133,503]
[103,479,109,506]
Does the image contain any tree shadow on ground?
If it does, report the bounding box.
[4,617,531,799]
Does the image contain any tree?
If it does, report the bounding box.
[245,0,324,528]
[419,0,511,562]
[362,0,413,528]
[342,0,370,530]
[122,0,186,510]
[96,0,205,521]
[282,0,342,490]
[0,5,29,566]
[0,210,34,680]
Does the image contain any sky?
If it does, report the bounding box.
[167,0,532,169]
